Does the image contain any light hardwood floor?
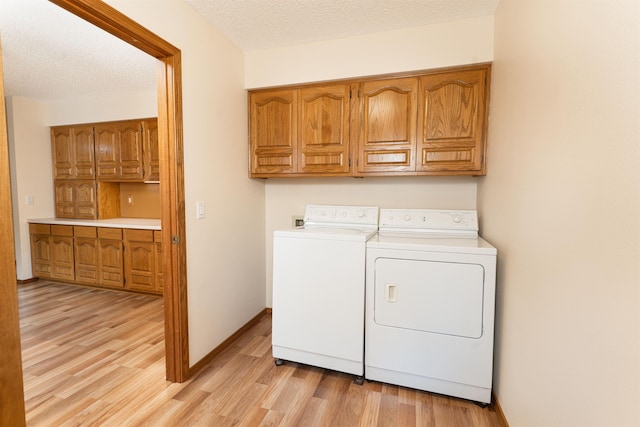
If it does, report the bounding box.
[19,281,503,426]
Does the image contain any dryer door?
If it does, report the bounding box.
[373,258,485,338]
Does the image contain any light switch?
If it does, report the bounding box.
[196,201,206,219]
[25,195,34,205]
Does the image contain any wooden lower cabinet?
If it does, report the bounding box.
[98,228,124,289]
[123,229,162,294]
[29,224,75,281]
[30,224,160,295]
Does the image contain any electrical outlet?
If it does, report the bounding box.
[127,195,133,205]
[292,215,304,228]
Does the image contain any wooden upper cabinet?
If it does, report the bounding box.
[142,119,160,181]
[250,90,297,175]
[247,63,491,178]
[95,120,144,181]
[54,180,97,219]
[417,66,489,173]
[298,84,351,174]
[51,125,95,179]
[357,78,418,173]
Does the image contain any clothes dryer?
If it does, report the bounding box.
[365,209,497,404]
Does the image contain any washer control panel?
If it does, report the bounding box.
[304,205,379,227]
[379,209,478,233]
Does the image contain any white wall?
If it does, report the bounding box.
[7,93,157,281]
[245,16,494,306]
[105,0,266,366]
[478,1,640,426]
[6,97,53,280]
[245,15,494,89]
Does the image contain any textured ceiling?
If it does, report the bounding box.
[0,0,499,102]
[185,0,500,51]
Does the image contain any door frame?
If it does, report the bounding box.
[50,0,189,382]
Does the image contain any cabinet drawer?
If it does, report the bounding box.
[98,227,122,240]
[29,224,50,234]
[74,226,97,238]
[124,229,153,242]
[154,230,162,242]
[51,225,73,236]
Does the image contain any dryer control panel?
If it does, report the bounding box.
[379,209,478,234]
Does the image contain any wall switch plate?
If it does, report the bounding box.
[196,201,206,219]
[25,195,34,205]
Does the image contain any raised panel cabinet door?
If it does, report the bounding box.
[417,66,489,174]
[51,236,75,281]
[118,121,144,180]
[74,237,98,284]
[125,240,156,293]
[74,180,97,219]
[94,124,119,180]
[298,84,351,174]
[250,89,297,175]
[98,239,124,288]
[142,119,160,181]
[51,126,74,179]
[54,180,75,218]
[73,126,96,179]
[357,77,418,173]
[30,232,52,278]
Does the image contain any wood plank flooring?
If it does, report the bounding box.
[19,281,502,426]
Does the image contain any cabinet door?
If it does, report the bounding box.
[357,78,418,173]
[154,231,163,293]
[94,125,119,180]
[417,67,489,173]
[51,235,75,281]
[124,229,157,293]
[142,119,160,181]
[98,239,124,288]
[250,90,297,175]
[51,126,74,179]
[298,85,350,174]
[118,121,144,180]
[29,225,52,278]
[54,180,75,218]
[74,180,97,219]
[74,237,98,284]
[73,126,96,179]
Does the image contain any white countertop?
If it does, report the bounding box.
[28,217,161,230]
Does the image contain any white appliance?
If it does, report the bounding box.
[365,209,497,404]
[272,204,379,381]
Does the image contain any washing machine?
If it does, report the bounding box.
[272,204,379,380]
[365,209,497,404]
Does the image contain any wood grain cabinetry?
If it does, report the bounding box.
[29,224,75,281]
[30,224,160,295]
[250,84,351,176]
[123,229,162,294]
[51,125,95,180]
[54,180,97,219]
[97,228,124,289]
[356,77,418,173]
[94,120,144,181]
[142,119,160,182]
[248,63,491,177]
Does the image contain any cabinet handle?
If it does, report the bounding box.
[385,284,397,302]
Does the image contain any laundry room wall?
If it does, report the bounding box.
[245,16,494,307]
[478,1,640,426]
